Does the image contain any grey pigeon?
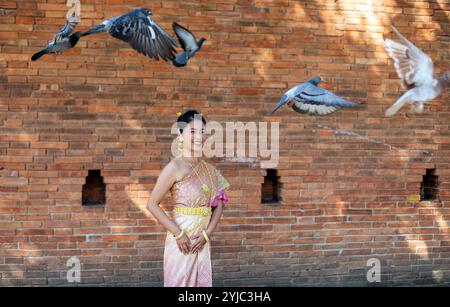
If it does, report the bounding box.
[271,76,359,116]
[80,7,177,61]
[31,19,82,61]
[384,26,450,117]
[172,22,206,67]
[53,18,79,43]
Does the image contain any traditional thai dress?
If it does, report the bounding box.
[163,160,230,287]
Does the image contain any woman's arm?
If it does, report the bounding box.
[205,201,224,238]
[190,200,224,253]
[146,161,191,254]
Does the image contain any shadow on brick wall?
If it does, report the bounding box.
[1,0,449,286]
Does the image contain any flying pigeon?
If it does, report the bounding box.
[271,76,359,116]
[53,18,79,43]
[80,7,177,61]
[172,22,206,67]
[384,26,450,117]
[31,19,82,61]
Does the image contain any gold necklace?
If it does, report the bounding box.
[182,158,214,200]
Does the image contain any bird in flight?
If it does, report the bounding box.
[172,22,206,67]
[272,76,359,116]
[80,7,177,62]
[384,26,449,117]
[31,18,82,61]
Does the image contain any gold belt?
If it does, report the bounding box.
[174,206,212,217]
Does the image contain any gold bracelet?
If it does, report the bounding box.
[174,229,184,240]
[202,230,210,243]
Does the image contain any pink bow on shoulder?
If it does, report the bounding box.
[210,189,228,208]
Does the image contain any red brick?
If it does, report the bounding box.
[0,0,449,287]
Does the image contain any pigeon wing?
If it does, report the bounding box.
[173,22,197,52]
[53,19,78,42]
[385,90,415,117]
[298,83,356,107]
[384,26,435,89]
[109,10,177,61]
[292,99,339,116]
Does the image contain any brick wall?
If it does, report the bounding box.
[0,0,449,286]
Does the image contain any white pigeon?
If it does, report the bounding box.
[384,26,449,117]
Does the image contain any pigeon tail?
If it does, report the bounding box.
[349,102,365,109]
[271,94,289,114]
[31,49,47,61]
[336,98,358,108]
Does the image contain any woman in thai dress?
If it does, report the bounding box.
[146,110,230,287]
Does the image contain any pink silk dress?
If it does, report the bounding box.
[163,160,230,287]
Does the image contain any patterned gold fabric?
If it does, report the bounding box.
[163,160,229,287]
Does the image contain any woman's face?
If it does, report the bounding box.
[180,119,206,156]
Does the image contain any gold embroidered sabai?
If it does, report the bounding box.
[163,159,230,287]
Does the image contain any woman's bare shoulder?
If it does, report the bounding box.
[170,157,187,169]
[163,158,182,173]
[166,157,192,181]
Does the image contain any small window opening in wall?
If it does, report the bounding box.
[262,169,280,204]
[82,170,105,206]
[420,168,439,201]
